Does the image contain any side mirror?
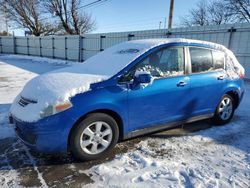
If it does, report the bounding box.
[133,71,152,86]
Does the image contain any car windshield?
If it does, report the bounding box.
[52,39,169,77]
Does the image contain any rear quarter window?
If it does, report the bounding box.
[212,50,225,70]
[189,47,225,73]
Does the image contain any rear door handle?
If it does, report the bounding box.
[217,75,225,80]
[177,81,187,87]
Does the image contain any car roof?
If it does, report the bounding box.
[79,38,226,76]
[124,38,225,50]
[53,38,239,80]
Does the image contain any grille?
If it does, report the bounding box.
[18,96,37,107]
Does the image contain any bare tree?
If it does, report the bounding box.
[0,0,58,36]
[208,0,234,24]
[44,0,95,35]
[180,0,250,27]
[180,0,210,27]
[224,0,250,22]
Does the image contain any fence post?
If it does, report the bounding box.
[166,30,172,38]
[27,37,30,55]
[227,27,236,49]
[39,37,42,57]
[13,36,16,54]
[0,37,2,53]
[78,35,83,62]
[81,36,85,62]
[100,35,105,51]
[128,34,134,41]
[52,36,55,59]
[65,36,68,60]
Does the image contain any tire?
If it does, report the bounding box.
[69,113,119,161]
[213,94,235,125]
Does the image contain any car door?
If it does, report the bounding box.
[126,46,192,132]
[187,47,228,116]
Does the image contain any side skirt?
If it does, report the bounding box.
[124,113,214,140]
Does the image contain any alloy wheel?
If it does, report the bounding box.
[79,121,113,155]
[218,97,233,120]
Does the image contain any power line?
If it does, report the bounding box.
[99,21,164,30]
[9,0,110,30]
[39,0,110,22]
[78,0,106,10]
[96,17,166,28]
[11,15,165,32]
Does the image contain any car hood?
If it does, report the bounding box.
[21,71,107,103]
[10,66,108,122]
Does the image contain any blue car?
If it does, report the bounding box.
[9,39,245,161]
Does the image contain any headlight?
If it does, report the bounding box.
[40,101,73,119]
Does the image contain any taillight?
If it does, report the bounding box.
[240,73,245,79]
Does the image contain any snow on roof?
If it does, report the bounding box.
[74,38,223,77]
[67,38,243,77]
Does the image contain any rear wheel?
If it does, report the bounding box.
[213,94,235,125]
[69,113,119,161]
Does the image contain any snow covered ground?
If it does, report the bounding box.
[0,54,249,187]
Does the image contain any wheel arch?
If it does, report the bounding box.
[67,109,124,152]
[225,90,240,109]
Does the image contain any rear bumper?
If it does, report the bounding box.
[9,112,76,153]
[237,81,245,108]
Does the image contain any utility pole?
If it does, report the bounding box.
[168,0,175,29]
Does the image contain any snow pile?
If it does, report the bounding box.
[85,118,250,187]
[0,54,74,66]
[0,169,20,187]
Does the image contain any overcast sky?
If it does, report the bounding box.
[11,0,200,36]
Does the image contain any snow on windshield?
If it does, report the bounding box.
[66,40,161,76]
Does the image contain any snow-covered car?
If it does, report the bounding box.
[9,38,245,161]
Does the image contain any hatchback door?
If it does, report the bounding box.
[125,46,192,132]
[187,47,227,116]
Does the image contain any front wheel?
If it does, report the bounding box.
[69,113,119,161]
[213,94,235,125]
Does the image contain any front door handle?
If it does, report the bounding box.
[177,81,187,87]
[217,75,225,80]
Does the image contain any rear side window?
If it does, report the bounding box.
[190,47,225,73]
[212,50,225,70]
[190,48,213,73]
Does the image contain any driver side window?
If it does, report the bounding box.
[121,47,184,82]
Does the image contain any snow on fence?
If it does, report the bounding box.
[0,23,250,78]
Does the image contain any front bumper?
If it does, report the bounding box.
[9,111,76,153]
